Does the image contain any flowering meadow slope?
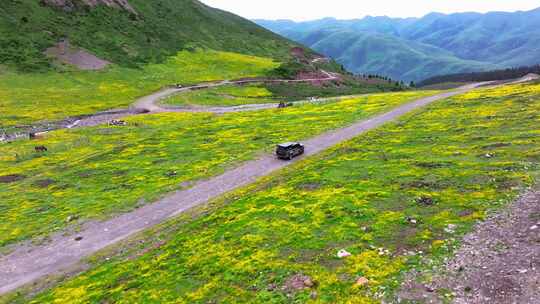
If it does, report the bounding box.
[0,91,433,247]
[0,50,278,127]
[9,82,540,303]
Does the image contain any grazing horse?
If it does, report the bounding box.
[35,146,48,153]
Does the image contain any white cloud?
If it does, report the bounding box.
[200,0,540,21]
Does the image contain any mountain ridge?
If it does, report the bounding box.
[255,7,540,81]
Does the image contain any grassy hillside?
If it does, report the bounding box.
[1,0,297,127]
[0,91,434,247]
[0,0,402,129]
[0,0,298,71]
[0,47,404,129]
[10,81,540,303]
[0,50,279,127]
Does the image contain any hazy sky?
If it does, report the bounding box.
[200,0,540,21]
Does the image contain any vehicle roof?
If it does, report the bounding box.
[277,142,301,148]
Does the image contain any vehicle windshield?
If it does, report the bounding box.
[278,143,296,149]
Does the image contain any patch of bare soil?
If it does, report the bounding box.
[397,188,540,304]
[290,47,309,62]
[0,174,25,184]
[85,0,135,13]
[45,40,110,71]
[279,274,317,298]
[40,0,75,11]
[296,71,330,80]
[33,179,55,188]
[41,0,136,14]
[295,71,334,86]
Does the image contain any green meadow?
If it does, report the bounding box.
[0,50,278,127]
[161,84,279,107]
[0,91,434,248]
[10,82,540,304]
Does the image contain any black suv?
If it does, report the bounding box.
[276,142,305,160]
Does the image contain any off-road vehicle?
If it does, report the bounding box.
[277,101,293,108]
[276,142,305,160]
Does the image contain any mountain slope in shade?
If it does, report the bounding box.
[398,8,540,64]
[256,7,540,81]
[292,29,496,81]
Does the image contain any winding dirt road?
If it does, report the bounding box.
[131,70,339,113]
[0,82,488,295]
[54,70,339,130]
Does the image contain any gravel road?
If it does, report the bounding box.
[398,188,540,304]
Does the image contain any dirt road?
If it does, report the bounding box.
[0,83,486,295]
[39,71,339,132]
[0,69,338,142]
[131,70,338,113]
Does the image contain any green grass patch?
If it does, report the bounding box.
[0,50,279,127]
[161,84,280,107]
[11,82,540,303]
[0,91,435,248]
[265,78,403,101]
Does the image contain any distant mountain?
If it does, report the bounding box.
[256,8,540,81]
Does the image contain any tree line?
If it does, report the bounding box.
[360,74,411,87]
[419,64,540,87]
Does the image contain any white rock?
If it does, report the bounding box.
[445,224,458,233]
[337,249,352,258]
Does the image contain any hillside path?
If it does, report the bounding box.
[60,70,339,129]
[0,82,489,294]
[132,70,338,113]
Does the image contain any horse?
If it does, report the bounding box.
[35,146,48,153]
